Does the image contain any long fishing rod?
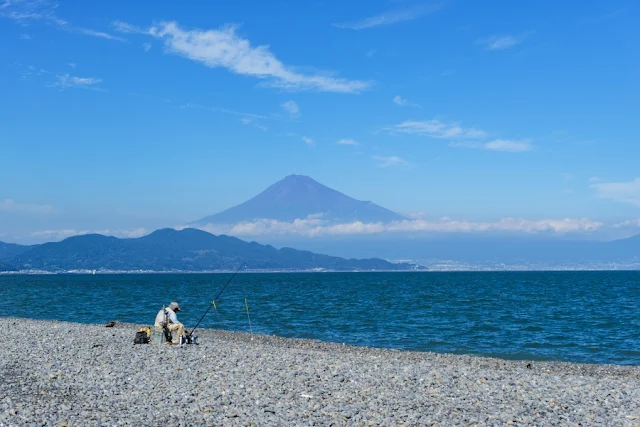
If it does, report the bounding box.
[188,262,246,338]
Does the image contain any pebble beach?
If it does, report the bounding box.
[1,317,639,426]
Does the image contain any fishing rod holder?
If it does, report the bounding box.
[181,332,199,345]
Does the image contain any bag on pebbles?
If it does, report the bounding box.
[134,327,151,344]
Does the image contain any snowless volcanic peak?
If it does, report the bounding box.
[192,174,407,224]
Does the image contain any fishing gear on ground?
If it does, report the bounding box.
[132,262,246,346]
[134,327,151,344]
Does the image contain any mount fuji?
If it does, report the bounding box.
[192,174,406,225]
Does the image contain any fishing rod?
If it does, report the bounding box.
[188,262,246,339]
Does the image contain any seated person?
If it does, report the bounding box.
[154,301,185,344]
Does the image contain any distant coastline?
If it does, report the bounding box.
[0,267,425,275]
[1,265,638,275]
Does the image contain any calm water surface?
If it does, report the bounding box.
[1,271,638,365]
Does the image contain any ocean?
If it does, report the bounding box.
[1,271,638,365]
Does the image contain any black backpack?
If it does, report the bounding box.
[134,330,150,344]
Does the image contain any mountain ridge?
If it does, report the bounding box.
[0,228,421,272]
[2,230,638,271]
[0,241,33,261]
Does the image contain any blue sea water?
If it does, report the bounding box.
[1,271,638,365]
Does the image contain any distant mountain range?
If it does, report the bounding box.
[0,228,422,272]
[259,234,640,268]
[192,174,406,225]
[0,241,31,260]
[2,174,638,271]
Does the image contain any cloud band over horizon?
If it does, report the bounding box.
[185,216,604,238]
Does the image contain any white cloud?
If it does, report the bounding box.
[302,136,314,146]
[613,219,640,229]
[191,216,603,238]
[179,102,267,120]
[477,35,521,50]
[115,20,372,93]
[239,117,268,132]
[483,139,532,152]
[337,138,360,146]
[15,63,49,81]
[0,199,53,214]
[75,27,125,41]
[20,33,32,39]
[51,73,103,90]
[281,100,299,116]
[1,0,124,41]
[0,0,67,26]
[384,119,487,140]
[332,4,442,30]
[68,62,76,68]
[449,139,532,152]
[373,155,410,168]
[399,211,430,220]
[589,176,602,182]
[29,228,149,241]
[392,95,420,107]
[29,229,79,239]
[591,178,640,206]
[111,21,141,34]
[142,42,152,52]
[448,141,481,149]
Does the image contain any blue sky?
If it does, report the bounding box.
[1,0,639,243]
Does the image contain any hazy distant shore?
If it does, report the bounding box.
[1,317,639,426]
[2,265,639,275]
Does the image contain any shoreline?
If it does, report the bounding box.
[2,267,640,275]
[4,316,640,369]
[1,317,639,425]
[5,316,640,371]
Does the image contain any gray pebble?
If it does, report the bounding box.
[0,317,638,426]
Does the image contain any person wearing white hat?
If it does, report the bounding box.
[154,301,185,344]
